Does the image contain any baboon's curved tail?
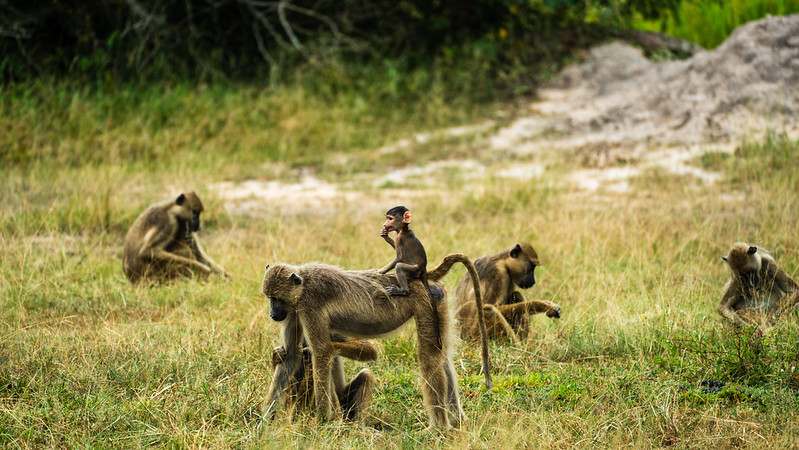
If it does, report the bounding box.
[428,253,493,390]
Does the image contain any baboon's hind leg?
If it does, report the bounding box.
[339,368,375,421]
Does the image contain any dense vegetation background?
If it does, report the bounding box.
[5,0,796,88]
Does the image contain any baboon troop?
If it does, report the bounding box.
[719,242,799,326]
[260,253,491,429]
[454,243,562,343]
[120,191,799,431]
[123,191,228,284]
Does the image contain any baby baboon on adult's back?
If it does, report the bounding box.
[123,191,228,284]
[455,243,561,343]
[261,253,491,430]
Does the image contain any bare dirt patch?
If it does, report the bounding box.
[215,15,799,213]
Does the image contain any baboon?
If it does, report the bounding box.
[455,243,561,343]
[261,253,491,429]
[122,191,228,284]
[719,242,799,326]
[378,206,441,348]
[268,334,377,421]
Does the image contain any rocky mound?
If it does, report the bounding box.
[541,14,799,148]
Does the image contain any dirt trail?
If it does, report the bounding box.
[215,15,799,214]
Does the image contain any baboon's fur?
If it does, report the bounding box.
[719,242,799,326]
[261,253,490,429]
[122,192,227,284]
[269,335,377,422]
[454,243,561,343]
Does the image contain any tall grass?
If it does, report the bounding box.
[2,77,799,447]
[632,0,799,48]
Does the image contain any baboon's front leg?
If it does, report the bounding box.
[151,249,212,273]
[502,293,561,318]
[456,302,519,343]
[311,349,340,421]
[264,313,303,417]
[191,238,230,278]
[305,320,341,421]
[718,291,751,326]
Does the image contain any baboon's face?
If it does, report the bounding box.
[508,243,539,289]
[722,243,761,288]
[175,192,205,232]
[261,264,304,322]
[383,214,400,233]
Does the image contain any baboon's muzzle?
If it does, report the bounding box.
[269,298,289,322]
[518,270,536,289]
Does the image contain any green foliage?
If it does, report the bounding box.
[631,0,799,48]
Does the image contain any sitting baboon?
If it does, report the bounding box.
[122,191,228,284]
[261,253,491,430]
[455,243,561,343]
[719,242,799,326]
[268,334,377,422]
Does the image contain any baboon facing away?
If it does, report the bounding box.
[123,191,228,284]
[261,253,491,430]
[268,334,377,422]
[455,243,561,343]
[719,242,799,326]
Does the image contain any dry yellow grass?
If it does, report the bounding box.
[1,84,798,447]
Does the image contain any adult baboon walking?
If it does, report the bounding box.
[123,191,228,284]
[455,243,561,343]
[261,253,491,430]
[719,242,799,326]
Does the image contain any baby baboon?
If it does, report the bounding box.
[268,334,377,422]
[378,206,441,348]
[123,191,228,284]
[719,242,799,326]
[455,243,561,343]
[261,253,491,430]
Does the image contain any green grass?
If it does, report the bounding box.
[2,81,799,447]
[632,0,799,48]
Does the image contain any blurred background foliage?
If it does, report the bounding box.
[3,0,797,93]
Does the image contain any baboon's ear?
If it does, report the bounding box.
[402,210,412,224]
[176,193,186,205]
[510,244,522,258]
[748,246,758,254]
[290,273,303,285]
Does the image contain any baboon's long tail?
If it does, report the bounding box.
[428,253,493,390]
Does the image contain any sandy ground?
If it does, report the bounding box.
[213,15,799,215]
